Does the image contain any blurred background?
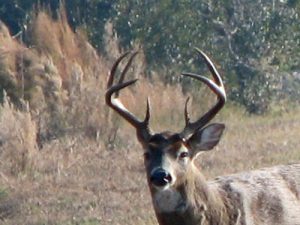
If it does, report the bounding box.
[0,1,299,224]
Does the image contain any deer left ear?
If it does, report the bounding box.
[187,123,225,156]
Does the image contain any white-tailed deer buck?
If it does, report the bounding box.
[105,49,300,225]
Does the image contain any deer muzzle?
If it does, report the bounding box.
[150,169,173,187]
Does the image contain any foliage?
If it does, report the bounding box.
[0,0,300,113]
[113,0,300,113]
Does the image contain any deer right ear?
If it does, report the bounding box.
[187,123,225,156]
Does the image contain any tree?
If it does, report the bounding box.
[0,0,299,113]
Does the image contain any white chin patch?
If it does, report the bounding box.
[153,188,186,213]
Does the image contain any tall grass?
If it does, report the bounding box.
[0,94,37,175]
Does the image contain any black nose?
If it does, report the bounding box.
[150,169,172,187]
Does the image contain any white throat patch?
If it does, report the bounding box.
[153,188,186,213]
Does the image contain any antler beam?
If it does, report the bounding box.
[105,51,152,142]
[180,48,226,140]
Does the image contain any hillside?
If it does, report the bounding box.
[0,9,300,225]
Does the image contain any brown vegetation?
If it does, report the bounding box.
[0,9,299,225]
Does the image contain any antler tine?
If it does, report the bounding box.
[195,48,223,87]
[181,73,225,98]
[115,51,139,97]
[105,78,140,126]
[107,51,130,89]
[105,52,152,141]
[145,97,151,125]
[184,97,191,125]
[180,50,226,140]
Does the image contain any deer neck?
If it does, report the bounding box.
[152,165,231,225]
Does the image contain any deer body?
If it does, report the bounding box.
[153,162,300,225]
[215,164,300,225]
[144,132,300,225]
[105,49,300,225]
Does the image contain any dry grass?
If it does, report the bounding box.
[0,9,299,225]
[0,96,37,176]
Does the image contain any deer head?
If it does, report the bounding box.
[105,49,226,212]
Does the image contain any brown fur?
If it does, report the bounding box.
[210,164,300,225]
[153,163,237,225]
[152,160,300,225]
[142,131,300,225]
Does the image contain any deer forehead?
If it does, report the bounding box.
[146,133,188,155]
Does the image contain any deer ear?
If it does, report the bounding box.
[187,123,225,155]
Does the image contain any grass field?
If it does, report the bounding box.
[1,104,300,225]
[0,10,300,225]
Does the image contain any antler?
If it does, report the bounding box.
[180,48,226,140]
[105,51,152,142]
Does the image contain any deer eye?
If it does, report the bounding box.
[144,152,151,161]
[179,151,189,159]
